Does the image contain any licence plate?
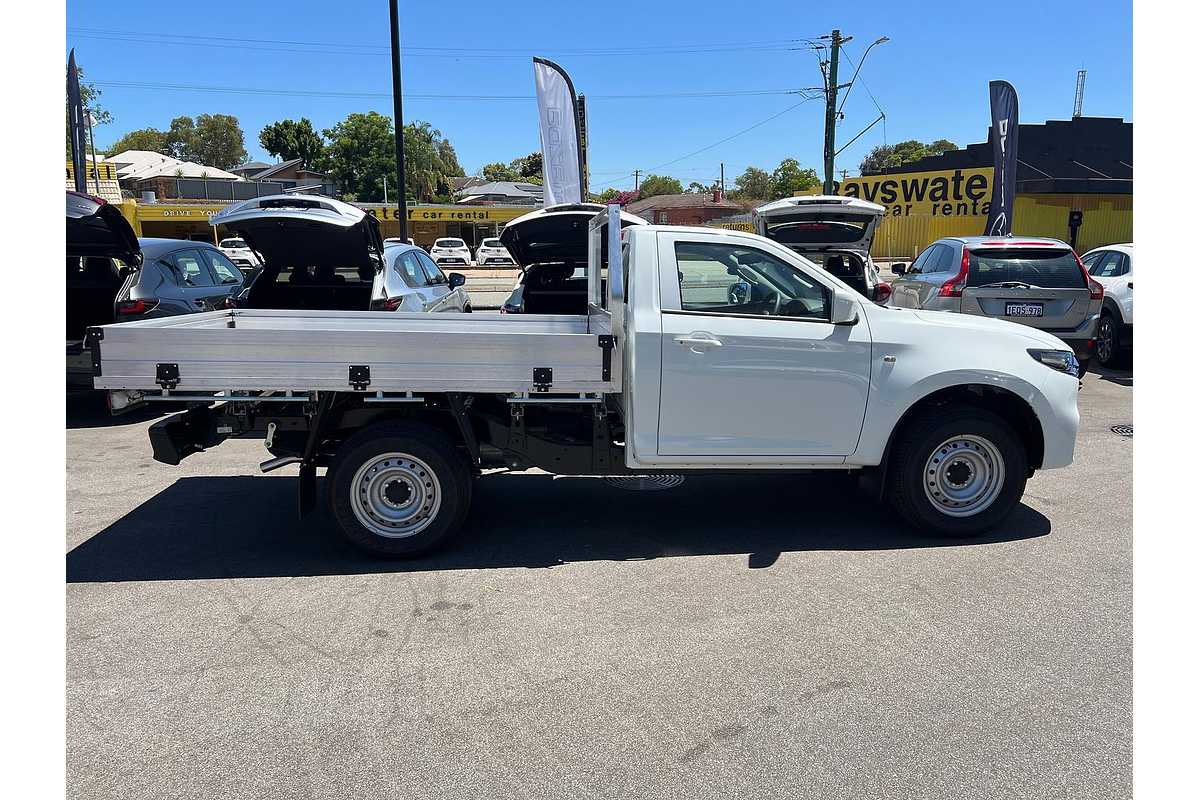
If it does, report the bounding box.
[1005,302,1043,317]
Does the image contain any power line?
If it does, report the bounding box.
[601,97,819,188]
[91,79,808,102]
[68,28,815,58]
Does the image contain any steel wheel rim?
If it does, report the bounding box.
[1097,317,1114,362]
[922,434,1005,517]
[349,452,441,538]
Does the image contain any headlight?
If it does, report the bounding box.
[1028,349,1080,377]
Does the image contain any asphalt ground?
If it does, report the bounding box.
[66,364,1132,799]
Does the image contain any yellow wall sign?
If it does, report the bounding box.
[66,161,118,181]
[136,205,220,221]
[826,167,995,219]
[360,205,530,223]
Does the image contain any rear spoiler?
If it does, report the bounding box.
[586,204,624,335]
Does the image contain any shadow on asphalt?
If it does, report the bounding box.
[1091,362,1132,388]
[66,391,169,430]
[67,472,1051,582]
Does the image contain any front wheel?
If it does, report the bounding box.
[886,405,1028,536]
[327,422,472,557]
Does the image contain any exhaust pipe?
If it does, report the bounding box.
[259,455,302,474]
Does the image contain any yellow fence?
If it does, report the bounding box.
[872,193,1132,259]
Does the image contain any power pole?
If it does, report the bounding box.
[719,162,725,196]
[822,29,845,194]
[633,169,641,192]
[388,0,408,240]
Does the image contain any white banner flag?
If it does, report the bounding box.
[533,58,583,206]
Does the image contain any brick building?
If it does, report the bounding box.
[625,191,746,225]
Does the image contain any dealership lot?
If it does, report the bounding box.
[66,367,1131,799]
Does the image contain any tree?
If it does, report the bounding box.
[511,151,543,183]
[637,174,683,198]
[858,138,959,174]
[594,187,620,203]
[164,116,197,161]
[259,117,325,168]
[322,111,396,201]
[769,158,820,199]
[105,127,169,155]
[160,114,247,169]
[481,161,520,182]
[731,166,772,201]
[191,114,247,169]
[403,120,463,202]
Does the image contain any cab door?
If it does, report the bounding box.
[655,231,872,459]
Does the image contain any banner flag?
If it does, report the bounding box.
[533,58,584,205]
[984,80,1019,236]
[67,49,88,194]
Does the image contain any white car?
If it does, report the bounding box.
[429,237,472,267]
[1080,243,1132,367]
[217,237,261,274]
[474,237,515,266]
[753,195,891,303]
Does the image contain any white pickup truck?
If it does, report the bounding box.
[88,204,1081,557]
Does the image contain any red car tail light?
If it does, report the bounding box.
[382,296,405,311]
[938,248,972,297]
[1073,252,1104,300]
[116,299,157,315]
[873,281,892,304]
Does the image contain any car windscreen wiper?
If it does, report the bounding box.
[977,281,1041,289]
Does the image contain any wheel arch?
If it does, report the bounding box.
[877,384,1045,490]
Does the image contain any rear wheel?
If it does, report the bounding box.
[327,422,472,557]
[886,405,1028,536]
[1095,310,1119,367]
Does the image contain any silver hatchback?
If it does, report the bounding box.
[889,236,1104,372]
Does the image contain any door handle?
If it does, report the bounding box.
[675,334,723,348]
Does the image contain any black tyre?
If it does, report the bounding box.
[1095,310,1119,367]
[886,405,1028,536]
[327,421,472,557]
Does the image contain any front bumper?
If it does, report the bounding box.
[1034,368,1081,469]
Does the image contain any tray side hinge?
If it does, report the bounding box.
[532,367,553,393]
[155,363,179,390]
[597,334,615,381]
[349,365,371,391]
[85,327,104,376]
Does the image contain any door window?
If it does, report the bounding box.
[396,251,429,287]
[925,244,957,275]
[673,241,830,321]
[171,249,215,287]
[417,252,447,284]
[201,249,243,285]
[1089,251,1128,277]
[908,245,935,275]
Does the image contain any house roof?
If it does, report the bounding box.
[454,181,544,200]
[625,192,744,215]
[232,160,272,174]
[105,149,242,181]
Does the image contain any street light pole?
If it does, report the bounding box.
[388,0,408,241]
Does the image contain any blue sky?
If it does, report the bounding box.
[66,0,1131,191]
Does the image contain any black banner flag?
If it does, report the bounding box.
[67,50,88,194]
[984,80,1019,236]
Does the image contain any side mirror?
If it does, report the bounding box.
[890,262,907,275]
[831,288,860,326]
[447,272,466,289]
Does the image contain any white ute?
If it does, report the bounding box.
[88,206,1080,557]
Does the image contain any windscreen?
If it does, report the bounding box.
[436,239,464,248]
[481,239,501,247]
[762,213,871,245]
[221,239,247,248]
[966,248,1085,289]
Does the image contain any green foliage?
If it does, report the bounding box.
[104,128,169,155]
[191,114,248,170]
[481,161,520,182]
[731,166,772,201]
[322,111,396,202]
[593,187,620,203]
[259,118,325,168]
[770,158,820,199]
[637,174,683,198]
[321,113,463,202]
[858,139,959,174]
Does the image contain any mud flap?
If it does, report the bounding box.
[298,463,317,519]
